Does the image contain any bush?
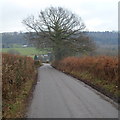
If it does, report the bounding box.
[52,56,119,99]
[34,60,42,67]
[53,56,118,84]
[2,53,36,117]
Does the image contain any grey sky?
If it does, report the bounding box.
[0,0,119,33]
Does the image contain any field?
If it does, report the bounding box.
[2,47,48,57]
[52,56,119,102]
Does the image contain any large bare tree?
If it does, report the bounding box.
[23,7,95,60]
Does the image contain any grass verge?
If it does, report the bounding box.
[3,69,38,118]
[70,71,119,101]
[52,56,119,103]
[53,65,119,103]
[3,71,36,118]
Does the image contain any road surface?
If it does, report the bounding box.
[26,64,118,118]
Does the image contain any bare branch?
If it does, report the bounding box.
[22,6,95,60]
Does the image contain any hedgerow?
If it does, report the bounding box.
[2,53,37,118]
[52,56,119,101]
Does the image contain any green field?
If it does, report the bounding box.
[2,47,48,57]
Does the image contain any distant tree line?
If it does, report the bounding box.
[2,31,118,48]
[2,32,30,48]
[85,31,118,45]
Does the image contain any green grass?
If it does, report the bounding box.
[2,47,48,57]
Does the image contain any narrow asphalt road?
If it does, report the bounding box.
[26,64,118,118]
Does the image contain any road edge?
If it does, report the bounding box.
[52,65,119,110]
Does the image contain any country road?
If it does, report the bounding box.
[26,64,118,118]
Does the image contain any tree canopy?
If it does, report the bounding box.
[23,7,95,60]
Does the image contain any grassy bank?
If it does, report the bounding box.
[2,47,48,57]
[2,53,41,118]
[52,56,119,102]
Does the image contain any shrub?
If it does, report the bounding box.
[2,53,36,117]
[53,56,118,84]
[34,60,42,67]
[52,56,119,99]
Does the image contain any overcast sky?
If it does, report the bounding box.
[0,0,119,33]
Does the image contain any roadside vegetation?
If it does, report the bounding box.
[52,56,119,102]
[2,53,41,118]
[1,4,118,118]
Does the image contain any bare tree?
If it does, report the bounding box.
[23,7,95,60]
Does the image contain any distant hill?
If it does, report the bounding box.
[85,31,118,45]
[2,32,29,48]
[1,31,118,48]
